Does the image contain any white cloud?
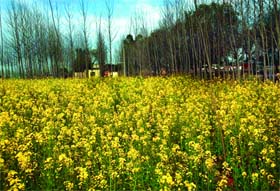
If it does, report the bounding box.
[134,2,161,30]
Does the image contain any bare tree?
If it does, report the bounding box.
[7,0,24,78]
[80,0,90,76]
[32,6,49,77]
[257,0,267,79]
[161,0,175,74]
[105,0,117,68]
[129,11,150,76]
[19,3,35,78]
[0,5,4,79]
[48,0,63,77]
[272,0,280,74]
[65,3,75,74]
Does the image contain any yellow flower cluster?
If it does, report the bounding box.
[0,77,279,190]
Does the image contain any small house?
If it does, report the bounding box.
[88,64,100,78]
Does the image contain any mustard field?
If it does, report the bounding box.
[0,77,279,190]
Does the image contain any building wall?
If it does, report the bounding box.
[89,69,100,78]
[74,72,86,78]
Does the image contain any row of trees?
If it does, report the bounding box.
[0,0,279,80]
[0,0,110,79]
[120,0,280,80]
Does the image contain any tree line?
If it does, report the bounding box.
[120,0,280,80]
[0,0,109,79]
[0,0,279,80]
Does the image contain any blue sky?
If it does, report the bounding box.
[0,0,164,63]
[0,0,162,49]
